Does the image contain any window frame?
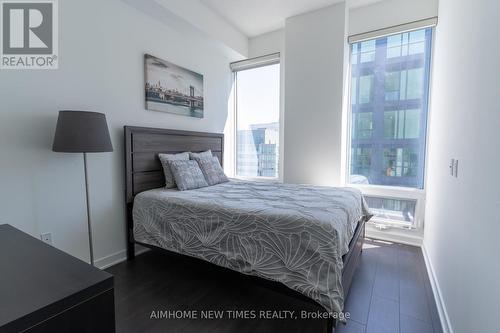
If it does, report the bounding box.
[232,56,281,181]
[345,26,435,231]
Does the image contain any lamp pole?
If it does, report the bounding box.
[83,152,94,266]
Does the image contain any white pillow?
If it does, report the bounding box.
[158,152,189,188]
[189,150,212,160]
[193,156,228,186]
[169,160,209,191]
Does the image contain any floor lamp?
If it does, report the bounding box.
[52,111,113,266]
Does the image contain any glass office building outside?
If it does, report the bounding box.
[350,28,433,189]
[237,122,279,178]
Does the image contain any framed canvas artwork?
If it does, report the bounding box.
[145,54,204,118]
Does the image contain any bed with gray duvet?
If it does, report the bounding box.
[133,179,371,315]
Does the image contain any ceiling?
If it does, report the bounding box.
[200,0,383,37]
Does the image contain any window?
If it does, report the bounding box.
[348,27,433,228]
[352,112,373,139]
[387,30,426,58]
[234,61,280,178]
[359,75,374,104]
[351,147,372,176]
[384,109,420,139]
[360,40,376,63]
[384,68,425,101]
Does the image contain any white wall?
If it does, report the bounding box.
[423,0,500,332]
[0,0,240,267]
[248,29,285,58]
[349,0,438,36]
[143,0,248,57]
[283,3,346,186]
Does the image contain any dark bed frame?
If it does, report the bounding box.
[124,126,366,333]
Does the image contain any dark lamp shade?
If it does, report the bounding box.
[52,111,113,153]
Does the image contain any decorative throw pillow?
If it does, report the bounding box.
[168,160,209,191]
[194,156,229,186]
[158,152,189,188]
[189,150,212,160]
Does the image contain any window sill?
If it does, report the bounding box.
[348,183,425,195]
[232,176,282,183]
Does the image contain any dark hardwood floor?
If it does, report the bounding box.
[106,239,442,333]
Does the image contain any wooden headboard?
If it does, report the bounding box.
[124,126,224,204]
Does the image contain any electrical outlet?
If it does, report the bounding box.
[40,232,52,245]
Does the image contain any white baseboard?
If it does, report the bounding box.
[421,245,453,333]
[95,245,149,270]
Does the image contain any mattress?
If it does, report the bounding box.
[133,180,371,314]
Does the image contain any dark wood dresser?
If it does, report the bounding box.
[0,224,115,333]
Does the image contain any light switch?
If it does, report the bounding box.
[453,159,459,178]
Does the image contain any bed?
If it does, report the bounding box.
[124,126,371,332]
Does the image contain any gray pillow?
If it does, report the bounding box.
[168,160,209,191]
[194,156,229,186]
[158,152,189,188]
[189,150,212,160]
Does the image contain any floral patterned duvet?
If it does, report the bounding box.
[133,180,371,314]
